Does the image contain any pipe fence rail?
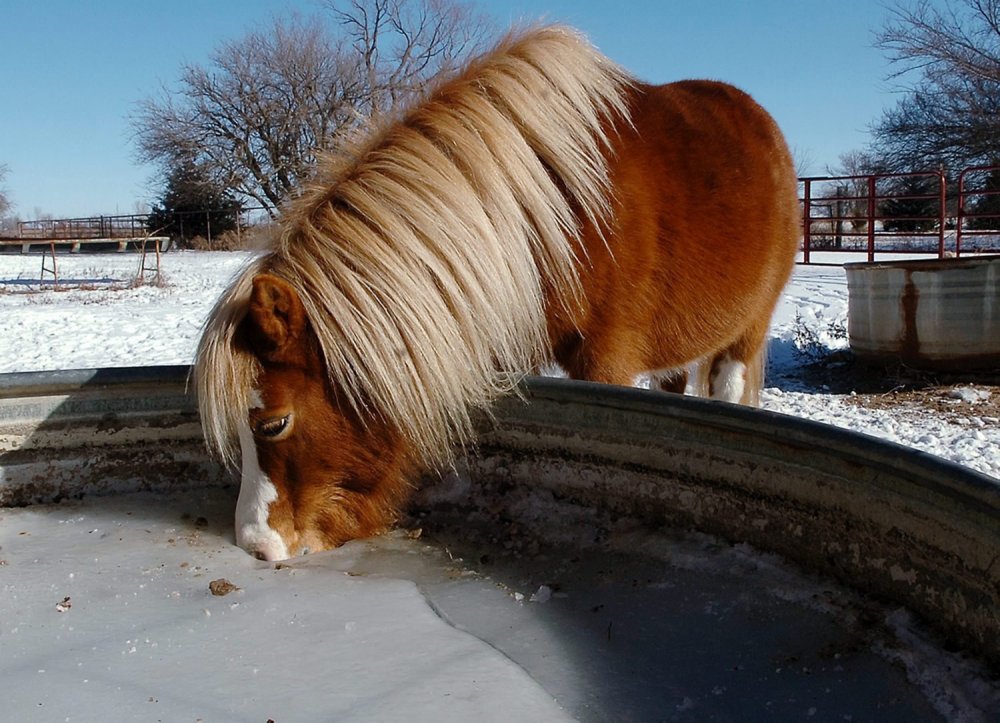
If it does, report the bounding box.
[5,167,1000,265]
[16,214,150,240]
[8,207,273,250]
[800,166,1000,263]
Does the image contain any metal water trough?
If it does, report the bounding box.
[845,254,1000,370]
[1,365,997,678]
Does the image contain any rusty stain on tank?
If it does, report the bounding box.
[900,270,920,361]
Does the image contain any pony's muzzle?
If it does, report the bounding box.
[245,539,289,562]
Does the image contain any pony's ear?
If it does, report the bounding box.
[244,274,308,362]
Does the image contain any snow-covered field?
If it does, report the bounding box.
[2,250,998,721]
[1,249,997,481]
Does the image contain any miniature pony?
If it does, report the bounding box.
[195,25,800,560]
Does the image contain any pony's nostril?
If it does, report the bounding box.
[245,540,288,561]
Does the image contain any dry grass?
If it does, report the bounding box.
[186,224,280,252]
[789,352,1000,421]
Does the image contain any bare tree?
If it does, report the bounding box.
[0,164,11,219]
[873,0,1000,171]
[825,150,887,234]
[0,164,14,237]
[133,0,491,217]
[834,149,883,177]
[327,0,487,115]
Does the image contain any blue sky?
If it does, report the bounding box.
[1,1,911,219]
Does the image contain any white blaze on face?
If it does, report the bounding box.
[249,388,266,411]
[235,418,290,561]
[709,357,747,403]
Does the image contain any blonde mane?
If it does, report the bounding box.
[195,25,632,467]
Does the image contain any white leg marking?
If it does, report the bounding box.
[235,419,290,561]
[710,358,746,403]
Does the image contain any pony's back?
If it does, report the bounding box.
[547,79,800,400]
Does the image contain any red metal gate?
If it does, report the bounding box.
[799,171,947,264]
[956,165,1000,256]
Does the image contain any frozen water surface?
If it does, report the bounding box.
[1,486,996,722]
[0,489,569,722]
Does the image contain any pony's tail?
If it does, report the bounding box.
[742,345,766,406]
[690,359,711,399]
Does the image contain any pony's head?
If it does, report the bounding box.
[194,24,629,560]
[229,273,413,559]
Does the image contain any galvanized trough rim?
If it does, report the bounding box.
[1,366,998,670]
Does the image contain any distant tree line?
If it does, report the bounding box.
[832,0,1000,230]
[0,164,20,237]
[134,0,491,245]
[131,0,1000,244]
[873,0,1000,172]
[0,164,11,226]
[144,159,243,244]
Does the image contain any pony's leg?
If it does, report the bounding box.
[571,362,637,387]
[706,320,770,405]
[708,355,750,403]
[648,368,688,394]
[553,329,641,387]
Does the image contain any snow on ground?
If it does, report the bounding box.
[764,263,1000,480]
[0,249,997,481]
[2,250,998,721]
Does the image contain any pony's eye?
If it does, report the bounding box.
[253,414,292,439]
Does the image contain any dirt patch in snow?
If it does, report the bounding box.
[786,352,1000,422]
[846,384,1000,421]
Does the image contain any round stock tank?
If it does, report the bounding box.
[0,367,997,719]
[845,255,1000,370]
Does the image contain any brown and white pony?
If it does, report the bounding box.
[195,25,800,561]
